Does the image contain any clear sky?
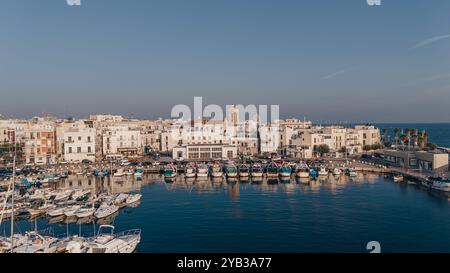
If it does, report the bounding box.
[1,0,450,123]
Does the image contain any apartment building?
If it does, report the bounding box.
[64,127,96,162]
[23,122,57,164]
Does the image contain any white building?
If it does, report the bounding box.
[173,144,238,161]
[103,126,142,158]
[64,127,96,162]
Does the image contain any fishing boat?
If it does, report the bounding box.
[266,162,279,178]
[210,163,223,178]
[317,166,329,176]
[126,194,142,204]
[94,202,119,219]
[251,164,264,178]
[425,176,450,192]
[163,164,177,179]
[393,174,404,182]
[183,163,195,178]
[238,164,250,178]
[295,163,310,178]
[134,168,144,179]
[224,162,238,178]
[196,164,209,178]
[70,225,141,253]
[332,168,342,176]
[114,169,125,177]
[309,168,318,180]
[345,168,358,177]
[279,162,292,178]
[76,170,85,176]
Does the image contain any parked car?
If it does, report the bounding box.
[81,159,93,164]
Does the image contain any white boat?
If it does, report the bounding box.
[114,169,125,177]
[238,164,250,178]
[75,206,96,218]
[94,203,119,219]
[46,206,66,217]
[426,177,450,192]
[211,163,223,178]
[70,225,141,253]
[346,168,358,177]
[318,166,329,176]
[332,168,342,176]
[393,174,404,182]
[76,170,85,176]
[296,163,310,178]
[196,164,209,177]
[12,231,59,253]
[28,203,55,217]
[251,164,264,177]
[71,189,91,201]
[53,190,73,202]
[126,194,142,204]
[0,234,28,253]
[184,164,196,178]
[64,205,82,217]
[114,193,129,205]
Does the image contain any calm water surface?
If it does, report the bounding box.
[4,173,450,253]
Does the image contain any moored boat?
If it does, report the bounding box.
[266,162,279,178]
[184,163,196,178]
[196,164,209,178]
[210,163,223,178]
[251,163,263,178]
[238,164,250,178]
[296,163,310,178]
[163,164,177,179]
[225,162,238,178]
[279,162,292,178]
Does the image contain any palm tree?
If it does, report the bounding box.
[394,128,400,148]
[382,129,387,145]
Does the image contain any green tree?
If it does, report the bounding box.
[315,144,330,156]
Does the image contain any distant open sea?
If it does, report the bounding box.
[376,123,450,148]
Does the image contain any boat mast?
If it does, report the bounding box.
[10,141,16,252]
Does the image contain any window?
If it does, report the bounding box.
[68,147,72,153]
[88,146,92,153]
[77,147,81,153]
[78,136,81,141]
[227,151,233,158]
[68,136,72,142]
[87,136,91,142]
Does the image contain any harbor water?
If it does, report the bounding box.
[3,173,450,253]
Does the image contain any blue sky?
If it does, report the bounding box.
[1,0,450,122]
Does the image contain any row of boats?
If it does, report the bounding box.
[162,162,358,180]
[0,225,141,253]
[392,173,450,192]
[1,188,142,221]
